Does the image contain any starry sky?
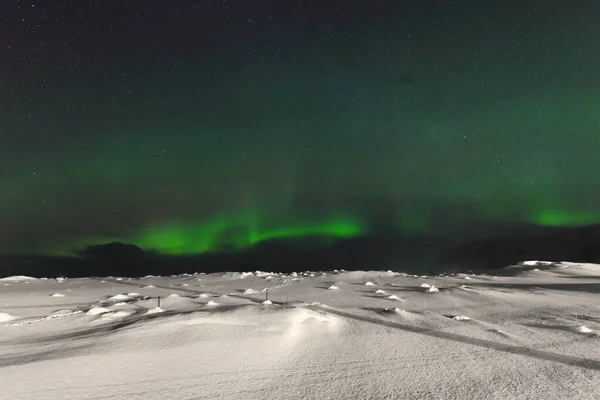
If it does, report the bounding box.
[2,0,600,256]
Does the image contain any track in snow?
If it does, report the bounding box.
[307,304,600,371]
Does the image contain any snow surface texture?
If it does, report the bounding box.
[1,261,600,399]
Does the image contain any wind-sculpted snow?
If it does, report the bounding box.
[1,263,600,399]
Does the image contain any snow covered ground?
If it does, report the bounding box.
[1,262,600,399]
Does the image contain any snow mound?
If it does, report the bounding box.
[464,276,471,280]
[364,281,375,286]
[375,289,387,294]
[576,326,592,333]
[167,294,180,298]
[521,260,539,266]
[206,301,219,306]
[244,288,259,294]
[0,312,17,322]
[180,284,189,287]
[383,307,404,314]
[240,272,255,279]
[50,293,65,297]
[108,294,130,301]
[386,295,400,300]
[87,307,111,316]
[127,293,141,297]
[426,286,439,293]
[327,285,339,290]
[198,294,210,298]
[420,283,431,288]
[0,275,37,282]
[262,300,274,305]
[113,302,128,306]
[519,260,555,267]
[452,315,471,321]
[145,307,164,315]
[101,310,134,319]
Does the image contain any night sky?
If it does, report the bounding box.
[2,0,600,256]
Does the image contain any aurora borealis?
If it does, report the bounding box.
[131,212,364,255]
[2,1,600,257]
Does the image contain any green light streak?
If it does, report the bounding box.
[533,210,600,227]
[130,212,364,255]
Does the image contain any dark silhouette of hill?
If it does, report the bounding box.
[0,234,450,278]
[438,223,600,270]
[2,224,599,278]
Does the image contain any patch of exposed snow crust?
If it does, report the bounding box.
[87,307,111,316]
[0,312,17,322]
[576,326,592,333]
[108,294,130,301]
[452,315,471,321]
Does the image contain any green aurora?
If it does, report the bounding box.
[132,213,364,255]
[2,1,600,256]
[41,206,600,256]
[533,210,600,227]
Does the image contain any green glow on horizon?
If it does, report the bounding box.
[130,212,364,255]
[533,210,600,227]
